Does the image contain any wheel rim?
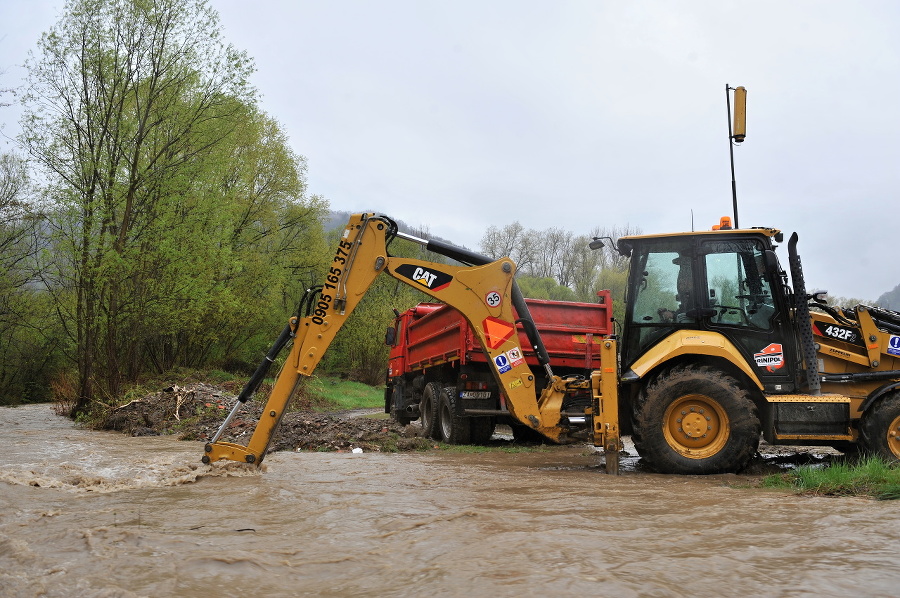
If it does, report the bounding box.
[887,413,900,459]
[662,394,730,459]
[421,392,433,430]
[440,400,453,440]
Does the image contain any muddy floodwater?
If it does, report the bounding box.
[1,405,899,597]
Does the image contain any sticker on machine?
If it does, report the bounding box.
[506,347,525,367]
[889,335,900,357]
[754,343,785,372]
[494,354,512,374]
[481,316,515,349]
[393,264,453,291]
[485,291,502,308]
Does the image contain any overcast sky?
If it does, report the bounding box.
[2,1,898,301]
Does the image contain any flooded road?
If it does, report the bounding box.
[1,404,898,597]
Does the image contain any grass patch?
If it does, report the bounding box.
[301,376,384,411]
[760,456,900,500]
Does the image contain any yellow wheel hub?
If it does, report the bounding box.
[888,414,900,459]
[663,394,730,459]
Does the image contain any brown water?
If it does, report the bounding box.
[1,405,898,597]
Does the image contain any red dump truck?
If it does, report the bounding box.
[385,292,613,444]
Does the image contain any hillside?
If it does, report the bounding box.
[877,284,900,311]
[325,210,464,248]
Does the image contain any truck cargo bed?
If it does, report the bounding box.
[402,293,613,372]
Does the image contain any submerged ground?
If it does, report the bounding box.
[96,382,841,476]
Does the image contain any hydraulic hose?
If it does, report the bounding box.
[210,322,294,445]
[237,322,294,403]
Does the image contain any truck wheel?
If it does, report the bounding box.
[469,417,495,444]
[438,386,471,444]
[633,365,760,474]
[391,385,413,426]
[859,391,900,461]
[420,382,441,439]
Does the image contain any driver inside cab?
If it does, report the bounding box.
[747,253,776,329]
[657,254,695,324]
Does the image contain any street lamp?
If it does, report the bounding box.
[726,84,747,227]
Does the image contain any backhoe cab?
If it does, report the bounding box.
[613,219,900,473]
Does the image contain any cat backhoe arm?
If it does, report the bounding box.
[202,213,619,472]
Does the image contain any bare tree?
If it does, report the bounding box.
[595,223,640,272]
[565,233,603,300]
[480,221,524,259]
[479,221,534,274]
[0,65,13,109]
[481,219,641,306]
[541,227,573,283]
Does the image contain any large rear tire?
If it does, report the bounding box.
[420,382,441,439]
[438,386,470,444]
[859,391,900,461]
[632,365,760,474]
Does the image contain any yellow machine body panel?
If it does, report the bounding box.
[627,329,764,391]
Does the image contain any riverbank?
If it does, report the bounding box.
[96,381,435,453]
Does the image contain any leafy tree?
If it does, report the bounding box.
[18,0,326,413]
[516,276,577,301]
[594,266,629,325]
[136,106,330,374]
[319,224,443,385]
[0,152,63,404]
[0,154,35,285]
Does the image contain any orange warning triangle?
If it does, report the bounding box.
[482,316,515,350]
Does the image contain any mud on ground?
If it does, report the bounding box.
[97,382,844,471]
[99,382,435,453]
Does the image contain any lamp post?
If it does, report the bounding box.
[726,84,747,228]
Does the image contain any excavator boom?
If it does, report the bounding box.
[203,213,620,472]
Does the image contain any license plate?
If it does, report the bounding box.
[460,391,492,399]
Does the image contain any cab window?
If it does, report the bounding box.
[703,240,775,330]
[630,248,696,326]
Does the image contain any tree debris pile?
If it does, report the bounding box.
[99,383,434,453]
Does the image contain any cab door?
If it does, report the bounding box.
[620,238,700,370]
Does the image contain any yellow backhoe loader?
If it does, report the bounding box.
[203,213,900,474]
